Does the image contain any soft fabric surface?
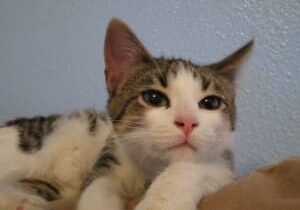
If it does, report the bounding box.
[50,157,300,210]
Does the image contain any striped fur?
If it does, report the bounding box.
[19,179,61,201]
[6,115,60,152]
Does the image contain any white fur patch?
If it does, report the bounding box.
[78,177,123,210]
[135,161,233,210]
[0,127,31,180]
[28,114,112,196]
[0,111,113,197]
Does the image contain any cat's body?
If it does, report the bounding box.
[0,110,144,209]
[0,18,253,210]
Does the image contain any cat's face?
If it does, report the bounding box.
[104,19,253,163]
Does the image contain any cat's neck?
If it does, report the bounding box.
[119,140,167,182]
[134,154,167,182]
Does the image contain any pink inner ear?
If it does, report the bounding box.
[104,31,135,90]
[104,37,127,90]
[111,35,138,63]
[105,69,124,90]
[104,19,152,92]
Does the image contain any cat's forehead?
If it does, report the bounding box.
[159,61,202,93]
[152,58,232,97]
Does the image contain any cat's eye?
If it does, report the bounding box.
[142,90,169,107]
[199,95,223,110]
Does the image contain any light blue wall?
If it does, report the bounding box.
[0,0,299,176]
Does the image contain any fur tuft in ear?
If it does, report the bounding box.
[209,40,254,82]
[104,18,152,95]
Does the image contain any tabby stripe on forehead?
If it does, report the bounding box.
[213,82,223,92]
[113,96,139,122]
[192,70,198,79]
[156,73,168,87]
[201,75,211,91]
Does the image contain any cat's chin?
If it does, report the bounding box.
[167,141,197,151]
[165,146,199,162]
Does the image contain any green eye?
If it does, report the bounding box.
[142,90,169,107]
[199,95,222,110]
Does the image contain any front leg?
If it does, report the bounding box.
[77,177,124,210]
[135,162,233,210]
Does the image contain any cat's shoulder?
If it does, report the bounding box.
[0,109,112,152]
[2,109,110,129]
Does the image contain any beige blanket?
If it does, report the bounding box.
[50,157,300,210]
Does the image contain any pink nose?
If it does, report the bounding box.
[174,118,199,137]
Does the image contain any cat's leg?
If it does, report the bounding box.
[0,182,50,210]
[77,177,124,210]
[134,161,233,210]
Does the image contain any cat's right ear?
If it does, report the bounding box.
[104,18,152,95]
[209,40,254,82]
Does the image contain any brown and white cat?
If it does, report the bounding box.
[0,18,253,210]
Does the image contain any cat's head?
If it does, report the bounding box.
[104,18,253,163]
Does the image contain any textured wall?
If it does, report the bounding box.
[0,0,299,176]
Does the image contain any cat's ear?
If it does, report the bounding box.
[104,18,152,94]
[209,40,254,82]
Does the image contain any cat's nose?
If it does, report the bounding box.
[174,117,199,137]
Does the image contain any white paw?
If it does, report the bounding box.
[0,190,49,210]
[16,199,49,210]
[134,196,197,210]
[135,203,196,210]
[20,197,50,210]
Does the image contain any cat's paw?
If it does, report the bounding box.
[134,197,197,210]
[14,198,49,210]
[0,190,50,210]
[134,203,197,210]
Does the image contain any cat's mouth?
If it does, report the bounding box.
[168,141,197,151]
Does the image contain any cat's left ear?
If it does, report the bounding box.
[104,18,152,95]
[209,40,254,82]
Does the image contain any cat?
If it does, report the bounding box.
[0,18,253,210]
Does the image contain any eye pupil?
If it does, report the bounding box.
[142,90,168,107]
[199,96,222,110]
[149,93,161,104]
